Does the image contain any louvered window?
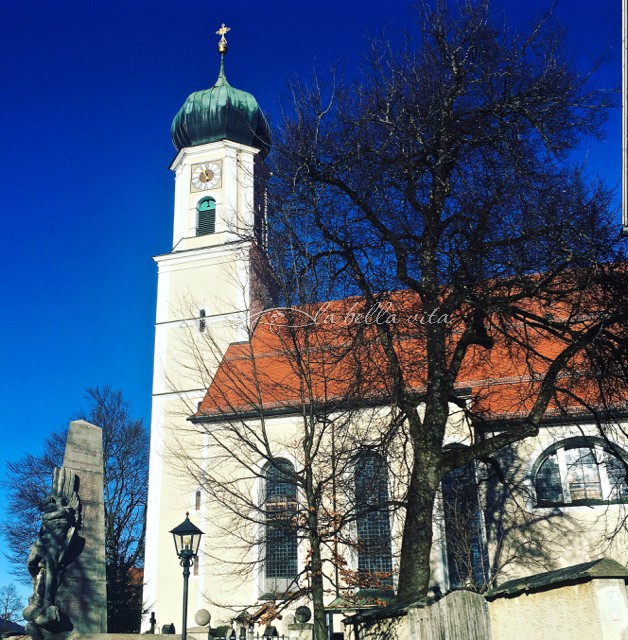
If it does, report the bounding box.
[197,197,216,236]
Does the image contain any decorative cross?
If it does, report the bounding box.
[216,23,231,46]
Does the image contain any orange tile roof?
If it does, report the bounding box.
[195,289,626,423]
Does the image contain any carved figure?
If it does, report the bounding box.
[23,467,81,640]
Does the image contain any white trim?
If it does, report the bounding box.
[154,240,253,268]
[170,139,261,173]
[555,447,573,503]
[155,310,247,330]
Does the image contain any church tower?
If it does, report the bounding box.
[143,26,271,630]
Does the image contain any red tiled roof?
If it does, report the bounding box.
[195,289,625,422]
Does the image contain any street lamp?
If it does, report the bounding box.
[170,512,204,640]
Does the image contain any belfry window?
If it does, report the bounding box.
[534,438,628,506]
[197,197,216,236]
[263,459,298,594]
[354,451,392,584]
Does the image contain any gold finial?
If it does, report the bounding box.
[216,23,230,54]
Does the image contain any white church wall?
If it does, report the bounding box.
[480,419,628,584]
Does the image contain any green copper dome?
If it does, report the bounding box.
[171,57,271,157]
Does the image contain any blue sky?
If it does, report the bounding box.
[0,0,622,594]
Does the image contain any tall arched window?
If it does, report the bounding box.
[263,459,298,595]
[354,451,392,585]
[534,438,628,506]
[442,462,488,590]
[197,197,216,236]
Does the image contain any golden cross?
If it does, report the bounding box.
[216,23,231,45]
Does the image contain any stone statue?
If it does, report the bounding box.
[23,467,82,640]
[22,421,107,640]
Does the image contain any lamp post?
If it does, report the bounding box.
[170,513,204,640]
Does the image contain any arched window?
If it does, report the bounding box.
[263,459,298,594]
[197,197,216,236]
[442,462,488,590]
[534,438,628,506]
[354,451,392,584]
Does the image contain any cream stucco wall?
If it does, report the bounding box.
[489,579,628,640]
[169,402,472,631]
[354,577,628,640]
[483,422,628,584]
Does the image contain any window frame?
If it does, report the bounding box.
[262,458,298,596]
[441,460,489,590]
[533,437,628,508]
[196,196,216,236]
[353,450,393,585]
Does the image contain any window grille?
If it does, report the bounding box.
[264,460,298,583]
[534,440,628,506]
[442,462,488,590]
[354,452,392,581]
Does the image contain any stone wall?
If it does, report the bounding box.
[489,579,628,640]
[349,559,628,640]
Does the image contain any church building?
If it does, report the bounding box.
[143,25,275,634]
[143,26,628,639]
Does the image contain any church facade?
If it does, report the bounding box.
[143,30,628,638]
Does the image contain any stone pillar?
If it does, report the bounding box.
[58,420,108,634]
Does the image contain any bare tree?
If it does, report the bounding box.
[269,0,628,601]
[0,584,23,625]
[171,296,404,640]
[2,386,148,632]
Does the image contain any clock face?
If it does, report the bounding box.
[191,162,222,191]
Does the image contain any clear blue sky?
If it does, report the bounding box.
[0,0,622,593]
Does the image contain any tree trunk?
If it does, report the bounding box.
[396,463,438,601]
[308,517,328,640]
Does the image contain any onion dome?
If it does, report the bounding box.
[171,28,271,157]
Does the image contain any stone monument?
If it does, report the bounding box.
[24,420,108,640]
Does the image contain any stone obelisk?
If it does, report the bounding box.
[23,420,108,640]
[59,420,108,635]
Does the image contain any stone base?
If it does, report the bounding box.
[287,623,313,640]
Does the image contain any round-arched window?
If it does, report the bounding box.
[354,451,392,583]
[263,459,298,593]
[534,438,628,506]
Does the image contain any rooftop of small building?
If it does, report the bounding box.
[485,557,628,600]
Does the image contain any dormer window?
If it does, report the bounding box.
[197,197,216,236]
